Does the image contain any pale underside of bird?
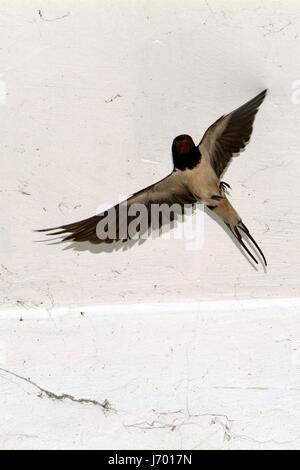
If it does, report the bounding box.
[37,89,267,266]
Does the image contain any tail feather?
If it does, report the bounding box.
[238,222,267,266]
[226,221,267,266]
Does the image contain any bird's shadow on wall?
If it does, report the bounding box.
[62,234,146,254]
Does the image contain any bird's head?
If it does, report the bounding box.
[172,134,200,170]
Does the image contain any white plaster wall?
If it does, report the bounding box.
[0,0,300,449]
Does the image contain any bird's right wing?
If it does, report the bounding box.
[36,171,197,244]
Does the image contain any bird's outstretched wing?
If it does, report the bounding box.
[199,89,267,177]
[36,171,197,244]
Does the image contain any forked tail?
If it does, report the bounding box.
[226,221,267,266]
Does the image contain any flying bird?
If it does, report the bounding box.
[37,89,267,266]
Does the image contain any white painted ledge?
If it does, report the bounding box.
[1,298,300,449]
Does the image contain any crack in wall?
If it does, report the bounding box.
[38,10,70,22]
[260,20,292,36]
[0,367,114,413]
[123,408,233,435]
[124,407,300,447]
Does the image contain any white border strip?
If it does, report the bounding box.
[1,297,299,320]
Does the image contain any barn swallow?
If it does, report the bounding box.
[37,89,267,266]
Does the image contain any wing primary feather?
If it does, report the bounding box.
[36,171,197,245]
[199,89,267,177]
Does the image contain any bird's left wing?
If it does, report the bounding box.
[199,89,267,177]
[36,170,197,244]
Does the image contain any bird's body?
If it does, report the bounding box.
[174,140,242,227]
[37,90,268,266]
[183,157,220,203]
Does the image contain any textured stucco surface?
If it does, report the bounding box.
[0,0,300,449]
[1,300,300,449]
